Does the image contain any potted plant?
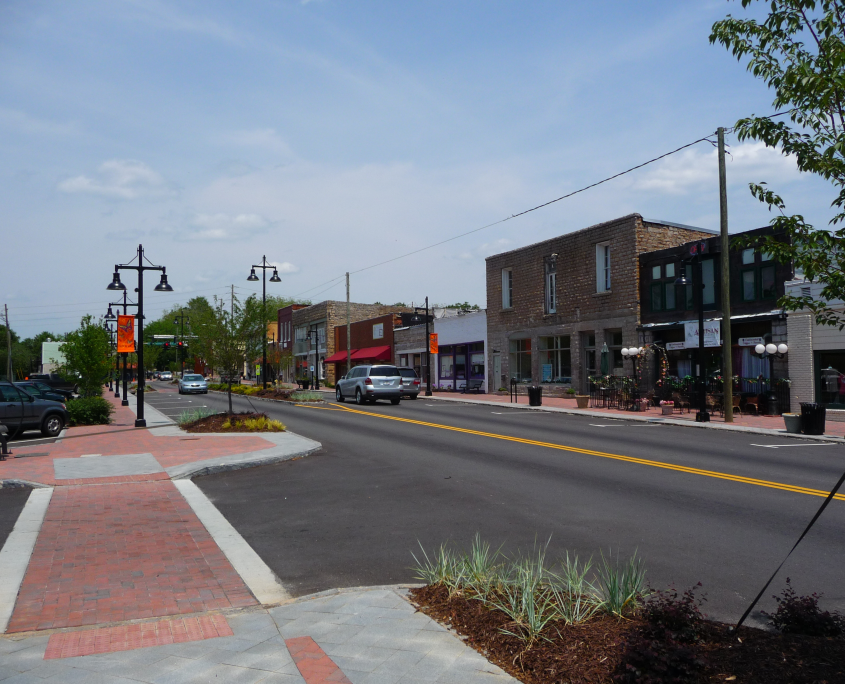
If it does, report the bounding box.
[660,400,674,415]
[574,390,589,409]
[782,413,802,434]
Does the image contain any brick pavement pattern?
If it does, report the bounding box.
[287,635,353,684]
[6,481,258,633]
[44,614,233,659]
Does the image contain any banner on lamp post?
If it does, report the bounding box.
[684,320,720,348]
[429,333,439,355]
[117,315,135,353]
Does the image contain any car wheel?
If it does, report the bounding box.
[408,394,418,400]
[390,398,401,405]
[41,414,64,438]
[336,387,345,403]
[355,388,364,405]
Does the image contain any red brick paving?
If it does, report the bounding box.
[287,636,353,684]
[44,614,233,659]
[6,481,258,633]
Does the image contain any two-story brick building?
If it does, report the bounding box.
[637,226,793,401]
[276,304,308,383]
[486,214,715,394]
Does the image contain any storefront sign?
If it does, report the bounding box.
[429,333,438,355]
[738,337,764,347]
[684,320,720,348]
[541,364,553,382]
[117,315,135,353]
[665,342,685,351]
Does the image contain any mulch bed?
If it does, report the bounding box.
[409,585,845,684]
[181,412,284,433]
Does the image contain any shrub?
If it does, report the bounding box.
[67,397,114,426]
[291,391,322,402]
[178,407,215,426]
[763,578,844,637]
[642,583,706,643]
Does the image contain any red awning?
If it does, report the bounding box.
[351,345,392,361]
[325,350,354,364]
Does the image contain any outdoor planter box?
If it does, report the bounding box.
[661,405,674,415]
[783,413,802,434]
[575,395,589,409]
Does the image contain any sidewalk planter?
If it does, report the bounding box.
[662,405,673,415]
[575,395,589,409]
[527,386,543,407]
[782,413,802,434]
[800,402,826,435]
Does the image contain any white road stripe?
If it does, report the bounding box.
[0,487,53,632]
[750,443,836,449]
[174,480,290,605]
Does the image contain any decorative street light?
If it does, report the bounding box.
[107,244,172,428]
[410,297,433,397]
[174,308,189,378]
[103,318,116,392]
[675,244,710,422]
[306,326,320,391]
[108,291,139,406]
[621,346,645,406]
[247,256,282,390]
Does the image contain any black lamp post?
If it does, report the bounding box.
[103,319,116,391]
[306,326,320,391]
[107,244,173,428]
[107,292,139,406]
[105,306,120,399]
[675,246,710,423]
[247,256,281,390]
[410,297,433,397]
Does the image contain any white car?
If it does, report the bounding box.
[160,371,173,381]
[178,374,208,394]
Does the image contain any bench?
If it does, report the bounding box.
[462,379,484,394]
[296,380,311,390]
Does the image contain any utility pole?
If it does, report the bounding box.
[718,127,734,422]
[346,273,351,378]
[4,305,12,381]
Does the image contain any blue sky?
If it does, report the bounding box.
[1,0,832,337]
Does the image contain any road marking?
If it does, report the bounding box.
[589,423,654,427]
[751,443,836,449]
[491,411,548,415]
[328,404,845,501]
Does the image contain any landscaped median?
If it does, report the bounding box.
[207,384,324,402]
[409,536,845,684]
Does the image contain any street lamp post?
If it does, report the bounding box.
[306,327,320,391]
[410,297,433,397]
[675,246,710,423]
[103,319,116,391]
[247,256,281,390]
[621,346,643,406]
[107,244,173,428]
[106,291,139,407]
[174,308,189,378]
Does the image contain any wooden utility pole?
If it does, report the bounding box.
[718,127,734,422]
[4,305,11,381]
[346,273,351,377]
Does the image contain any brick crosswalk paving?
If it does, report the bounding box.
[6,481,258,632]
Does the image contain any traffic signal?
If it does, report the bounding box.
[163,342,170,350]
[177,341,186,349]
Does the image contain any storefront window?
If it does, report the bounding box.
[761,266,776,299]
[509,339,532,382]
[607,330,623,369]
[818,352,845,406]
[539,336,571,383]
[455,345,467,380]
[742,270,756,301]
[439,346,453,378]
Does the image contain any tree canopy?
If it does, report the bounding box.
[58,315,111,397]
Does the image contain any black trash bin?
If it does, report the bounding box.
[800,402,826,435]
[527,385,543,407]
[763,390,779,416]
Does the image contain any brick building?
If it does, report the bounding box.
[486,214,715,394]
[277,304,307,383]
[638,226,793,403]
[328,313,407,378]
[291,301,412,385]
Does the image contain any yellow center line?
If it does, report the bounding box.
[319,402,845,501]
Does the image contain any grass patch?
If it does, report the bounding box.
[177,407,215,426]
[290,391,323,402]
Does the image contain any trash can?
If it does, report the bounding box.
[763,390,779,416]
[800,402,826,436]
[527,386,543,407]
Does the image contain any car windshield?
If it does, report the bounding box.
[399,369,417,378]
[183,375,204,381]
[17,384,40,396]
[370,367,400,377]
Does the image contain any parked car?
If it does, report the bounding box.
[398,368,421,399]
[26,373,78,395]
[335,365,402,405]
[0,381,68,437]
[24,379,74,401]
[159,371,173,381]
[14,381,68,403]
[178,374,208,394]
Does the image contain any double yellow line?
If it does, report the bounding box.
[299,402,845,501]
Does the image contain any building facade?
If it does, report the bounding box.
[329,313,407,378]
[638,226,793,400]
[486,214,715,395]
[277,304,307,383]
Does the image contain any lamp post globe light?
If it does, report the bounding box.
[247,256,281,390]
[107,244,172,428]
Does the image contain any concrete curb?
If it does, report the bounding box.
[425,395,845,443]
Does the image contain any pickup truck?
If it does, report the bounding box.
[26,373,78,395]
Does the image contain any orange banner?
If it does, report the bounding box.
[429,333,438,355]
[117,315,135,353]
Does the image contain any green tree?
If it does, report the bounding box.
[59,315,112,397]
[711,0,845,327]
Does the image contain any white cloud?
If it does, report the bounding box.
[58,159,172,199]
[630,142,803,195]
[179,212,271,241]
[271,261,299,273]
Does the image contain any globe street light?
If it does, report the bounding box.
[247,256,282,389]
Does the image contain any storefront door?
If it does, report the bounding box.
[816,351,845,407]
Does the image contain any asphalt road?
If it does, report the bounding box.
[145,383,845,625]
[0,486,31,550]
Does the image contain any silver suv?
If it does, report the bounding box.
[336,365,402,405]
